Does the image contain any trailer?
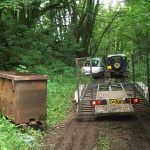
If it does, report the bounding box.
[74,58,149,120]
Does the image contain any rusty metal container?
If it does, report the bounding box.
[0,71,48,124]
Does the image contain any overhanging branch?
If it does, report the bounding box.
[39,0,73,16]
[92,11,120,56]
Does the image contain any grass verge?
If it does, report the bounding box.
[46,73,76,127]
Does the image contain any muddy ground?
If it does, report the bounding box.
[42,112,150,150]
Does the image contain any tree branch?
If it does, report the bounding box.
[92,11,120,56]
[39,0,73,16]
[122,34,136,42]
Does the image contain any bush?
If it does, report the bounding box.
[0,115,44,150]
[0,116,27,150]
[46,69,76,127]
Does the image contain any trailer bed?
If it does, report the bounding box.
[97,90,127,99]
[75,82,148,120]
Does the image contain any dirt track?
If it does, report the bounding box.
[42,112,150,150]
[55,119,98,150]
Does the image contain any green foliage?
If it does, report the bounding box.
[16,65,28,72]
[46,69,76,127]
[0,115,44,150]
[0,0,20,11]
[0,0,82,70]
[134,61,148,86]
[96,135,109,150]
[93,0,149,56]
[0,116,27,150]
[0,0,149,70]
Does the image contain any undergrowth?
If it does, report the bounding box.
[46,67,76,127]
[96,135,109,150]
[0,116,41,150]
